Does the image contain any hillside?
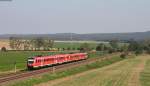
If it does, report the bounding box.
[0,31,150,41]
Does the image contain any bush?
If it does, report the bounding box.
[1,47,7,52]
[80,43,91,52]
[120,53,127,59]
[135,49,143,56]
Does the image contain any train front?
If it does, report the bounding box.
[27,57,35,69]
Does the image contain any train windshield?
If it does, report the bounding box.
[28,61,34,64]
[28,58,34,64]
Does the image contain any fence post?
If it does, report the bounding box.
[53,66,56,74]
[14,61,16,73]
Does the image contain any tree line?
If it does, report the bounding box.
[1,37,150,55]
[95,39,150,55]
[9,37,54,50]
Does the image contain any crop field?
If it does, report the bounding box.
[54,42,98,49]
[8,53,122,86]
[36,55,150,86]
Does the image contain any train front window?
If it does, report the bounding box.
[28,58,34,64]
[28,61,34,64]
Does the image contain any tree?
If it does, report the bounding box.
[33,38,44,50]
[109,39,119,52]
[67,47,71,51]
[23,40,30,50]
[143,39,150,54]
[1,47,7,52]
[120,44,129,52]
[128,40,144,55]
[46,39,54,50]
[128,40,139,51]
[9,37,16,50]
[96,43,105,51]
[79,43,91,52]
[9,37,22,50]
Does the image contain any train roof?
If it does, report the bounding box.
[28,53,87,59]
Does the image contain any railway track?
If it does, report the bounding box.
[0,53,118,85]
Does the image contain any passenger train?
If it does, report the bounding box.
[27,53,88,69]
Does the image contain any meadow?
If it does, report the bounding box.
[53,41,100,49]
[0,51,106,72]
[36,55,149,86]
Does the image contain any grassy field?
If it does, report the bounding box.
[0,51,58,72]
[36,55,149,86]
[9,54,123,86]
[54,42,98,49]
[0,40,99,50]
[0,51,106,72]
[140,59,150,86]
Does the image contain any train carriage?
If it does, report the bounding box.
[27,53,88,69]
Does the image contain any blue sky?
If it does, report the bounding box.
[0,0,150,34]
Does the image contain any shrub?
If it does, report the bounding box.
[1,47,7,52]
[135,49,143,56]
[120,53,127,59]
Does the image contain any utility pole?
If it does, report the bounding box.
[70,33,73,51]
[14,61,16,73]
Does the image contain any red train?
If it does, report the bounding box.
[27,53,88,69]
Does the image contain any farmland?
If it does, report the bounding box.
[0,51,56,72]
[0,39,109,73]
[1,39,150,86]
[140,59,150,86]
[7,53,123,86]
[0,51,106,72]
[36,55,150,86]
[53,41,99,49]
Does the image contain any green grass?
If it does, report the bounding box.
[0,51,49,71]
[140,59,150,86]
[52,55,140,86]
[0,51,75,72]
[10,55,124,86]
[88,51,108,58]
[0,51,106,72]
[54,42,98,49]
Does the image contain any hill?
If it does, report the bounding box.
[0,31,150,41]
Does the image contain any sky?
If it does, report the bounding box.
[0,0,150,34]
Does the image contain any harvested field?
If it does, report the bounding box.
[37,55,149,86]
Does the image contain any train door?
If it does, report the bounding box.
[41,58,44,67]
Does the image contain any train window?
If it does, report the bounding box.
[28,61,34,64]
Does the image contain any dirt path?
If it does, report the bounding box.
[127,55,148,86]
[36,55,149,86]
